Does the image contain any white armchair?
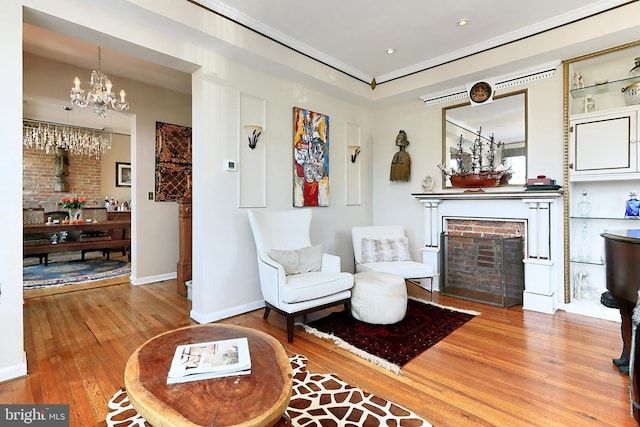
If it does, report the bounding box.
[352,225,435,297]
[248,209,353,342]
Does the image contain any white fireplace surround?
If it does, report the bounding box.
[413,190,564,314]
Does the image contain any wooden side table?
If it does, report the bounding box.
[125,324,292,426]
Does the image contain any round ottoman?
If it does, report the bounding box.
[351,272,407,324]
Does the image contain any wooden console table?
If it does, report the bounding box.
[23,220,131,265]
[125,324,292,427]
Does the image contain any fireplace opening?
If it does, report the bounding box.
[441,232,524,307]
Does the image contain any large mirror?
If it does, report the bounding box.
[442,89,528,187]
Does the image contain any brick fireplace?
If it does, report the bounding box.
[442,218,525,307]
[413,190,563,314]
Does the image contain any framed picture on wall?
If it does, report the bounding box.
[116,162,132,187]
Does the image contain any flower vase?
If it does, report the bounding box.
[68,208,82,221]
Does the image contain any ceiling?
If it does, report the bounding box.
[193,0,634,85]
[21,0,636,130]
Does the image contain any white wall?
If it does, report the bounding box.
[189,59,374,323]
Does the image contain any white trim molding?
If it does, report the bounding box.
[420,60,560,106]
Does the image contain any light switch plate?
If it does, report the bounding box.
[224,160,237,171]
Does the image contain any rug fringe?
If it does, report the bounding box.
[297,323,402,375]
[408,296,481,316]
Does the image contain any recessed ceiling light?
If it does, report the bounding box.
[457,18,469,26]
[386,48,396,55]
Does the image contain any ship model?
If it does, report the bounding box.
[439,127,511,188]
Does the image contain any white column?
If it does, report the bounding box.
[522,198,557,314]
[420,200,441,247]
[420,200,442,290]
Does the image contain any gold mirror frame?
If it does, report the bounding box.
[441,89,528,188]
[562,40,640,304]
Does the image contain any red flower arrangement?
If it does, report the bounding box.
[58,196,87,210]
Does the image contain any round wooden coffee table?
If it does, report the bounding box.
[124,324,292,426]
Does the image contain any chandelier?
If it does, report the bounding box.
[23,120,112,159]
[70,46,129,118]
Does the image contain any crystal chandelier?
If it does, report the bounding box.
[70,46,129,118]
[22,120,112,159]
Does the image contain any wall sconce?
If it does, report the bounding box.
[348,145,361,163]
[244,125,263,149]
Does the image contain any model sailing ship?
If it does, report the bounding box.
[439,127,511,188]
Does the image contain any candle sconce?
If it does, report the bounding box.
[348,145,361,163]
[243,125,263,149]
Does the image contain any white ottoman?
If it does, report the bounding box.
[351,272,407,324]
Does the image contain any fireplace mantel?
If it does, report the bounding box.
[411,189,563,201]
[412,189,563,315]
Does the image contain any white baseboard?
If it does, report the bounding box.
[130,272,176,286]
[190,300,265,324]
[0,352,27,383]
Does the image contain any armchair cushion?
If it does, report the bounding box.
[360,237,411,263]
[282,271,353,303]
[270,244,323,275]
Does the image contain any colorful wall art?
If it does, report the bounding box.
[293,107,330,207]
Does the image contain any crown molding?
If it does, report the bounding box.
[419,60,560,106]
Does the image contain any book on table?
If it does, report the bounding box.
[166,337,251,384]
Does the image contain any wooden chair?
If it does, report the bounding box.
[80,208,113,260]
[23,208,49,265]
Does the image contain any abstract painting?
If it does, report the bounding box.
[155,122,192,202]
[293,107,330,207]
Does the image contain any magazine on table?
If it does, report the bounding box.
[167,337,251,384]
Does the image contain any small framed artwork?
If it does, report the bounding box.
[116,162,132,187]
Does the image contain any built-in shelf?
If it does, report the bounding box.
[569,172,640,182]
[570,216,640,220]
[570,76,640,98]
[570,256,604,265]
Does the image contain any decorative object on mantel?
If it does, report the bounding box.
[390,130,411,181]
[438,128,511,188]
[421,175,434,192]
[23,119,113,159]
[524,177,561,191]
[524,175,561,191]
[70,46,129,118]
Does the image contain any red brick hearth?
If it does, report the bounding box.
[443,218,525,307]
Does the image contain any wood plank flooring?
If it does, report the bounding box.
[1,279,636,427]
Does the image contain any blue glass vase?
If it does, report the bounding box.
[625,192,640,218]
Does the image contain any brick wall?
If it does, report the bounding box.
[446,218,525,239]
[443,218,525,307]
[23,147,102,212]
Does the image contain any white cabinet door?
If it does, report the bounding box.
[569,107,638,176]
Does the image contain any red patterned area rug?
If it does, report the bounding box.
[299,297,478,374]
[105,354,429,426]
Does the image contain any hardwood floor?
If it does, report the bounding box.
[1,279,635,426]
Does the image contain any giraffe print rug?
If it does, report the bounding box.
[105,354,429,426]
